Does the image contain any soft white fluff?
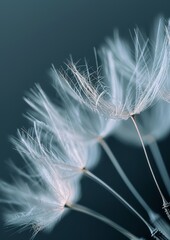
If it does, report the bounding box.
[49,19,170,120]
[11,121,100,180]
[25,81,118,145]
[1,139,80,237]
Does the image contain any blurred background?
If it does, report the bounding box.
[0,0,170,239]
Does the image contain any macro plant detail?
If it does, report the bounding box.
[1,17,170,240]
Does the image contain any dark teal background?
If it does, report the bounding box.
[0,0,170,239]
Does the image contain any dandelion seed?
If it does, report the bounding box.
[13,122,166,238]
[114,100,170,196]
[130,115,170,220]
[54,20,170,120]
[1,124,147,240]
[24,79,118,146]
[0,157,80,238]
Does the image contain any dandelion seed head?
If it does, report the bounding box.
[0,158,80,237]
[44,18,170,121]
[24,76,119,165]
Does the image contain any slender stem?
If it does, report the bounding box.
[148,138,170,196]
[151,228,169,240]
[66,202,140,240]
[98,137,153,218]
[130,116,167,204]
[83,168,153,233]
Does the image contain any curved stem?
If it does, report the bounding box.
[83,168,153,234]
[130,116,167,205]
[148,139,170,196]
[66,202,140,240]
[98,137,153,218]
